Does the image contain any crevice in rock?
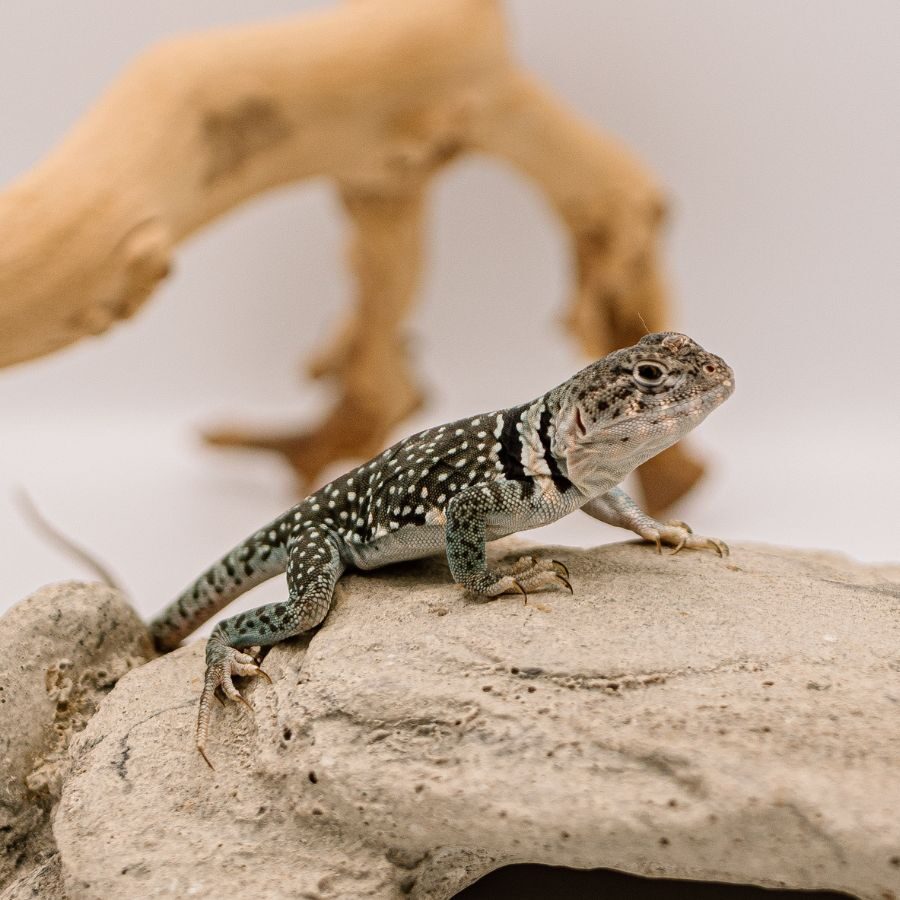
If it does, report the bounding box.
[454,863,858,899]
[110,700,195,783]
[456,641,772,694]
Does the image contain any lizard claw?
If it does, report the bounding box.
[642,522,728,559]
[511,578,529,605]
[196,641,269,769]
[543,560,574,593]
[710,538,729,558]
[510,561,574,596]
[477,558,574,601]
[198,745,216,770]
[555,572,574,594]
[231,691,254,712]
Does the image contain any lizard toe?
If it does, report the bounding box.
[196,643,269,769]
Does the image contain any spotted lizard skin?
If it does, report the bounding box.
[150,332,734,765]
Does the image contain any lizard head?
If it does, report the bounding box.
[552,332,734,492]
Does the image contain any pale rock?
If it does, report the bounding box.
[0,582,154,896]
[45,543,900,899]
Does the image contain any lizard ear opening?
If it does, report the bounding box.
[574,407,587,436]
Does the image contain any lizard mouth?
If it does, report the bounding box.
[658,379,734,420]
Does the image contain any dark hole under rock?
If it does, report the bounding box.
[454,864,856,899]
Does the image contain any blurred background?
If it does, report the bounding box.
[0,0,897,623]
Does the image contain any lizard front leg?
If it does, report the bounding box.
[581,486,728,556]
[445,480,571,598]
[197,529,343,767]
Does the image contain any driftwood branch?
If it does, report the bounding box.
[0,0,703,512]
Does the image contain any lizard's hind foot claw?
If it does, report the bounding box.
[196,642,269,769]
[198,745,215,770]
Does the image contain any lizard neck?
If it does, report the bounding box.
[499,397,576,496]
[542,388,641,498]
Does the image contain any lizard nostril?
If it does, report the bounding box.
[704,364,717,374]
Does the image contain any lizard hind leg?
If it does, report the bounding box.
[197,528,343,768]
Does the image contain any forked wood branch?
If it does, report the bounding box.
[0,0,703,512]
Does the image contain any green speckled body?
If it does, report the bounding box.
[149,333,734,763]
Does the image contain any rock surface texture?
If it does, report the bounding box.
[2,544,900,899]
[0,582,154,896]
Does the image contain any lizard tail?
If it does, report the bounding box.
[150,526,288,652]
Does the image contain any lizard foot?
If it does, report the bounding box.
[480,557,572,602]
[196,640,271,769]
[504,556,573,593]
[640,521,729,558]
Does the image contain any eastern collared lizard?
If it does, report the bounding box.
[150,332,734,766]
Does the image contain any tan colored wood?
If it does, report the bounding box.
[0,0,702,512]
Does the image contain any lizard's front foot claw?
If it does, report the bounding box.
[480,557,575,601]
[548,560,573,593]
[554,572,573,594]
[510,556,575,594]
[642,522,729,559]
[197,641,269,769]
[510,578,529,604]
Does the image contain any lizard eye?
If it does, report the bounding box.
[633,362,667,387]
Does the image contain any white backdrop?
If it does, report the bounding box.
[1,1,898,622]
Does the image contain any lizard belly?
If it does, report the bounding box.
[342,524,447,570]
[342,483,584,571]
